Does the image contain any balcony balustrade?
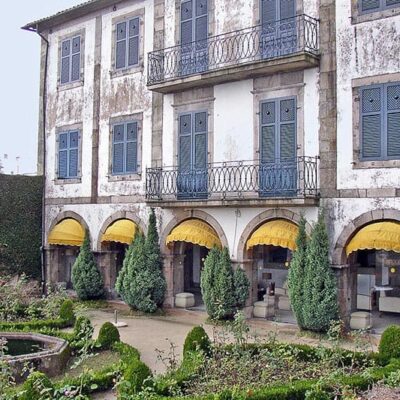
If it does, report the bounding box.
[146,157,319,204]
[147,14,319,92]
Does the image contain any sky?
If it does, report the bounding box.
[0,0,85,175]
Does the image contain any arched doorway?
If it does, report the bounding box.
[345,221,400,330]
[166,219,222,307]
[100,219,138,296]
[47,218,85,289]
[246,219,299,322]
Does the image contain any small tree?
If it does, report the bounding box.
[200,247,219,319]
[115,210,166,313]
[233,267,250,309]
[71,232,104,300]
[288,215,308,329]
[301,213,338,332]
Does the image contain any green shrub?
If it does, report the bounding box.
[0,318,71,331]
[73,315,92,336]
[200,247,219,319]
[301,212,338,332]
[113,341,140,363]
[97,322,120,349]
[233,267,250,310]
[183,326,211,357]
[71,231,104,300]
[19,371,54,400]
[59,299,75,324]
[118,358,152,397]
[116,210,166,313]
[379,325,400,361]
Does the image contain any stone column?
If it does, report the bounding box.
[333,264,352,326]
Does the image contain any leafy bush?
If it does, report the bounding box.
[233,267,250,310]
[74,316,93,336]
[200,247,219,319]
[288,216,308,328]
[118,358,152,397]
[0,174,42,278]
[71,232,104,300]
[19,372,54,400]
[97,322,120,349]
[116,210,166,313]
[379,325,400,362]
[183,326,211,357]
[301,213,338,332]
[59,299,75,324]
[113,341,140,363]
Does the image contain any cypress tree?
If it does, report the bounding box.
[233,267,250,310]
[200,247,219,319]
[301,213,338,332]
[71,231,104,300]
[287,215,308,328]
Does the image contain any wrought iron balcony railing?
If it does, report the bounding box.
[146,157,319,202]
[147,14,319,86]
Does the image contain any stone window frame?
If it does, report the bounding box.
[174,0,215,45]
[172,89,215,166]
[352,72,400,169]
[252,0,304,26]
[57,29,85,91]
[54,123,83,185]
[252,78,305,162]
[351,0,400,24]
[107,113,143,181]
[110,8,145,79]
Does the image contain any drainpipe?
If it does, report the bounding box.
[23,24,49,295]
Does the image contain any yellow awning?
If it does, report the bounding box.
[246,219,299,251]
[346,221,400,256]
[166,219,222,249]
[101,219,137,245]
[48,218,85,247]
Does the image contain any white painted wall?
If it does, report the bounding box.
[336,1,400,190]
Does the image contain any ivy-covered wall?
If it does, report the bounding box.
[0,174,43,278]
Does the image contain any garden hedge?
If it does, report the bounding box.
[0,174,43,278]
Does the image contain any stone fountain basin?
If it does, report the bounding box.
[0,332,70,383]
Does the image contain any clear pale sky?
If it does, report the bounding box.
[0,1,85,175]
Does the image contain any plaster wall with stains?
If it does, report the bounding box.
[336,1,400,190]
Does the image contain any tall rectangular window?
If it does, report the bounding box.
[60,36,81,84]
[115,17,140,70]
[58,130,80,179]
[360,82,400,160]
[359,0,400,14]
[112,121,138,174]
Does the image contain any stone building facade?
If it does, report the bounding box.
[24,0,400,323]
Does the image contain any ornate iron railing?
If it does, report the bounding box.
[146,157,319,201]
[147,14,319,85]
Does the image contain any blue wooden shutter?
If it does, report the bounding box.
[68,131,79,177]
[260,101,276,163]
[181,0,193,46]
[194,112,207,169]
[126,122,138,172]
[280,0,295,19]
[195,0,208,45]
[116,21,127,69]
[128,17,140,67]
[71,36,81,82]
[261,0,276,24]
[386,84,400,158]
[279,98,296,162]
[58,133,68,178]
[361,0,380,12]
[61,39,71,84]
[179,114,192,171]
[386,0,400,5]
[113,124,125,174]
[361,86,382,159]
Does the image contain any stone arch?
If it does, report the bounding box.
[236,208,311,262]
[47,211,90,245]
[96,210,146,251]
[160,209,229,254]
[332,209,400,266]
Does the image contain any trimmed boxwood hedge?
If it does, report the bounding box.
[0,174,43,278]
[0,317,72,331]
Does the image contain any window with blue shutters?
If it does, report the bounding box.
[115,17,140,70]
[360,82,400,160]
[359,0,400,14]
[58,130,80,179]
[112,121,139,175]
[60,35,81,84]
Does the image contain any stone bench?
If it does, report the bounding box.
[253,300,275,318]
[175,292,195,308]
[350,311,373,330]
